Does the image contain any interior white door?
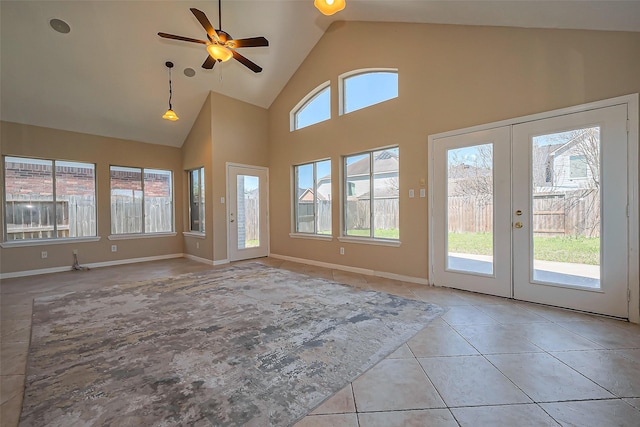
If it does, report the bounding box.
[512,105,629,318]
[228,165,269,262]
[432,126,512,297]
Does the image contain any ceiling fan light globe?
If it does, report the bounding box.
[314,0,346,15]
[207,44,233,62]
[162,109,179,121]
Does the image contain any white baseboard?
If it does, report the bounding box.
[269,253,431,286]
[213,259,230,266]
[184,254,215,265]
[0,253,184,280]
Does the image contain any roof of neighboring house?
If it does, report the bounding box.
[298,188,329,202]
[319,150,399,182]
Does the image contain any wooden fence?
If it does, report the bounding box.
[448,189,600,237]
[5,195,96,239]
[111,196,173,234]
[346,198,399,231]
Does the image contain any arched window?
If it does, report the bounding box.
[339,69,398,115]
[290,81,331,131]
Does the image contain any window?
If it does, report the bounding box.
[110,166,173,235]
[340,69,398,115]
[344,147,399,240]
[294,160,332,235]
[291,81,331,131]
[3,156,96,241]
[570,154,588,179]
[188,168,205,233]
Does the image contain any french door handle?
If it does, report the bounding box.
[514,221,523,229]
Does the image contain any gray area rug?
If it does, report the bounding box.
[21,263,443,426]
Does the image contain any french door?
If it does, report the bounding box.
[227,164,269,262]
[432,126,512,298]
[431,103,631,318]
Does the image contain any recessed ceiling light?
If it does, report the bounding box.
[50,18,71,34]
[184,68,196,77]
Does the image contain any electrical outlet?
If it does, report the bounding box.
[340,247,345,255]
[196,242,200,249]
[72,249,78,255]
[111,245,117,252]
[41,251,47,259]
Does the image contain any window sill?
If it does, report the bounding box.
[289,233,333,241]
[182,232,206,239]
[108,232,177,240]
[337,236,401,247]
[0,236,101,248]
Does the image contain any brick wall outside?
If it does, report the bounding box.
[4,160,171,198]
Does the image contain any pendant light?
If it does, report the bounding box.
[162,61,179,121]
[314,0,346,15]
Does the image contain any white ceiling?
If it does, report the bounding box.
[2,1,639,148]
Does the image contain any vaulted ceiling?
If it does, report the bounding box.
[2,1,639,147]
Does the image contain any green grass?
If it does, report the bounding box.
[347,228,399,239]
[448,232,600,265]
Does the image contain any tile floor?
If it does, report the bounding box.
[1,257,640,426]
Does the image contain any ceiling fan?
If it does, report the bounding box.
[158,1,269,73]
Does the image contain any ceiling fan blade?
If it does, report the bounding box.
[158,32,208,45]
[232,50,263,73]
[190,8,220,42]
[202,55,216,70]
[227,37,269,49]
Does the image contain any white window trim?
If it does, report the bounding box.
[338,236,400,247]
[3,156,98,243]
[187,167,205,233]
[292,158,332,236]
[289,233,333,241]
[0,236,101,248]
[108,232,177,240]
[342,146,400,242]
[110,166,175,235]
[338,68,398,116]
[290,81,331,132]
[182,231,206,239]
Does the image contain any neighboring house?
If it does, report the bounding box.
[534,132,599,191]
[316,150,398,201]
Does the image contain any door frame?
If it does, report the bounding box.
[226,162,270,262]
[427,94,639,323]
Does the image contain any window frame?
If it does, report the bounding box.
[2,155,97,243]
[338,68,398,116]
[109,165,174,236]
[187,167,205,234]
[290,81,331,131]
[340,146,400,246]
[292,159,332,238]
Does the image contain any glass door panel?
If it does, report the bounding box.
[447,143,494,275]
[531,127,601,289]
[237,175,260,249]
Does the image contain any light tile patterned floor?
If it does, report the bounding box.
[1,257,640,426]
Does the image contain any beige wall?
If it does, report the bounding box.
[0,121,184,274]
[182,93,214,262]
[268,21,640,279]
[210,92,269,262]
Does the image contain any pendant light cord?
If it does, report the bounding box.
[168,66,173,110]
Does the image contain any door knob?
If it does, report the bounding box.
[230,219,235,223]
[514,221,523,229]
